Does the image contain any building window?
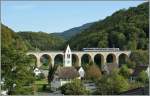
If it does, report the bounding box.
[67,54,70,58]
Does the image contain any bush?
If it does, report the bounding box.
[36,73,45,80]
[10,86,34,95]
[119,65,131,78]
[130,50,149,66]
[95,70,129,95]
[60,79,90,95]
[128,81,144,90]
[126,59,136,68]
[137,70,149,84]
[85,64,102,80]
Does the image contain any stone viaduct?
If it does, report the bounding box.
[27,50,131,71]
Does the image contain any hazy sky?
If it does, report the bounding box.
[1,1,145,33]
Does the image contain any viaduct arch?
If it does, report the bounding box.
[27,50,131,71]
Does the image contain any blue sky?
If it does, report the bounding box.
[1,1,145,33]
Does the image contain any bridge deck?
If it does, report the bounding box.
[27,50,131,53]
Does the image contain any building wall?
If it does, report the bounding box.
[51,79,72,89]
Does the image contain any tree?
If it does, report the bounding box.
[127,40,137,50]
[95,70,129,95]
[85,64,102,80]
[1,24,36,95]
[126,59,136,68]
[94,75,113,95]
[130,50,149,66]
[60,79,90,95]
[47,64,58,84]
[18,32,65,51]
[68,2,148,51]
[1,47,35,95]
[109,32,126,49]
[112,73,129,93]
[137,70,149,84]
[119,65,131,78]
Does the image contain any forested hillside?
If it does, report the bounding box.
[1,2,149,51]
[1,24,65,51]
[51,22,93,39]
[68,2,149,50]
[1,24,36,95]
[1,24,29,51]
[18,32,65,51]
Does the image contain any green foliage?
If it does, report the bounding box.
[130,50,149,66]
[1,46,35,95]
[11,87,34,95]
[85,64,102,80]
[60,79,90,95]
[68,2,149,50]
[111,74,129,94]
[47,64,58,83]
[18,32,65,51]
[109,31,126,49]
[136,70,149,84]
[39,65,49,70]
[52,22,93,39]
[1,24,28,51]
[34,79,51,92]
[119,65,131,78]
[126,59,136,68]
[95,70,129,95]
[128,81,144,90]
[1,24,35,95]
[35,73,45,80]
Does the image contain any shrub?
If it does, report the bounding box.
[85,64,102,80]
[126,59,136,68]
[95,70,129,95]
[130,50,149,66]
[11,87,34,95]
[60,79,90,95]
[119,65,131,78]
[36,73,45,80]
[137,70,149,84]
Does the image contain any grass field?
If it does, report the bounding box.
[35,79,48,85]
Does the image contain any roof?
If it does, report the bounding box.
[55,66,80,79]
[64,44,71,53]
[132,65,148,76]
[75,66,81,71]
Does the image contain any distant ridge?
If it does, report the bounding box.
[51,22,94,39]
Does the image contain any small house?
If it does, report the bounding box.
[51,66,80,90]
[33,68,41,76]
[76,67,85,79]
[51,45,82,90]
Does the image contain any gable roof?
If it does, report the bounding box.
[64,45,71,53]
[75,66,81,71]
[55,66,80,79]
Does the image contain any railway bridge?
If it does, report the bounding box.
[27,49,131,71]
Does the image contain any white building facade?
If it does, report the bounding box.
[51,45,80,90]
[64,45,72,67]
